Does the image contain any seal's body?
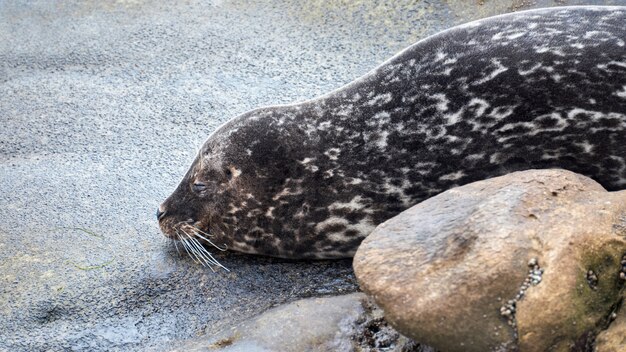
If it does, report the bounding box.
[159,7,626,260]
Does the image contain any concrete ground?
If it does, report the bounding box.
[1,0,624,351]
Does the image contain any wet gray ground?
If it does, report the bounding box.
[1,0,624,351]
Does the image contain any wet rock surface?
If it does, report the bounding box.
[176,293,434,352]
[354,170,626,352]
[2,0,622,351]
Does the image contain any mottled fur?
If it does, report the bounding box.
[159,7,626,259]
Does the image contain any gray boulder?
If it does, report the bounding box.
[173,293,433,352]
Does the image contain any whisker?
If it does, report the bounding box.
[182,229,229,272]
[179,238,197,264]
[170,227,229,272]
[180,239,196,263]
[192,226,215,237]
[186,234,222,271]
[187,236,215,263]
[172,238,181,255]
[191,228,228,251]
[188,235,228,272]
[184,238,207,267]
[181,229,219,272]
[187,239,217,273]
[178,231,202,265]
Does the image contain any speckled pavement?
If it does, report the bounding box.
[1,0,624,351]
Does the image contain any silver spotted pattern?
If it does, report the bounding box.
[160,7,626,259]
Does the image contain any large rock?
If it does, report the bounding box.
[354,169,626,352]
[173,293,433,352]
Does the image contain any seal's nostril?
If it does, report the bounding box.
[156,208,166,220]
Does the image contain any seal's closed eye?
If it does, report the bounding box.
[192,182,207,193]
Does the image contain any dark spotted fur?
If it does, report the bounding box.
[159,6,626,259]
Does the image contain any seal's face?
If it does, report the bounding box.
[156,135,244,267]
[158,107,308,261]
[158,141,239,241]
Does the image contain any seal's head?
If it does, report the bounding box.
[157,106,315,262]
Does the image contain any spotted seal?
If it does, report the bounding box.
[158,6,626,264]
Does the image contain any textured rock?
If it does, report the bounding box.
[596,294,626,351]
[173,293,433,352]
[354,169,626,352]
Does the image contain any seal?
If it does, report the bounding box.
[158,6,626,264]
